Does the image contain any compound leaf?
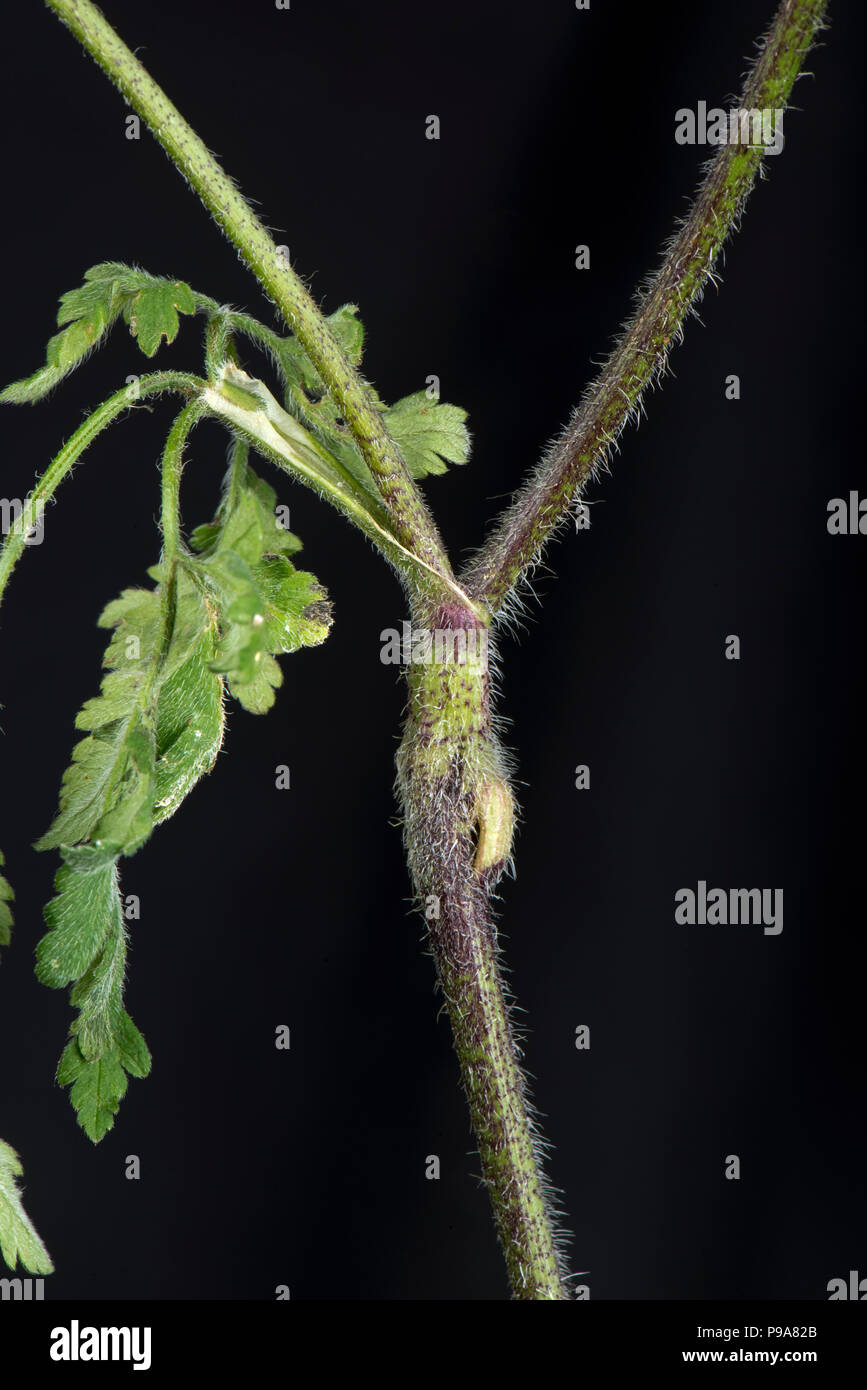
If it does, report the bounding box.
[0,262,198,403]
[36,563,221,1139]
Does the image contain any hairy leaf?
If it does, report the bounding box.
[36,564,221,1138]
[69,917,130,1062]
[123,277,196,357]
[57,1042,130,1145]
[384,391,471,478]
[33,440,329,1142]
[0,1140,53,1275]
[36,573,221,855]
[35,854,119,989]
[0,266,126,404]
[152,634,225,825]
[256,555,333,656]
[188,459,332,713]
[190,457,303,564]
[0,262,197,403]
[39,850,151,1142]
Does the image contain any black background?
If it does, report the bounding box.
[0,0,863,1301]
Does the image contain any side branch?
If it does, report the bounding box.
[45,0,454,589]
[0,372,203,612]
[461,0,827,615]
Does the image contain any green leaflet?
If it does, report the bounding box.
[57,1045,133,1147]
[384,391,471,478]
[0,1140,53,1275]
[36,571,223,856]
[123,277,196,358]
[36,850,151,1144]
[0,849,12,952]
[35,852,120,988]
[0,262,197,404]
[189,454,303,564]
[198,552,331,714]
[152,633,226,825]
[41,850,150,1143]
[188,457,332,714]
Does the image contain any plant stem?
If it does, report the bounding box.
[461,0,828,615]
[432,864,567,1298]
[39,0,828,1302]
[45,0,453,589]
[0,371,202,612]
[159,400,205,559]
[396,600,568,1298]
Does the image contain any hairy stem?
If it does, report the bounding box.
[37,0,828,1302]
[0,372,203,611]
[45,0,453,589]
[159,400,206,559]
[432,854,566,1298]
[396,601,567,1298]
[461,0,828,614]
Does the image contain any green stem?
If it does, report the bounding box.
[45,0,454,591]
[158,400,206,560]
[224,437,250,517]
[461,0,828,615]
[151,399,207,689]
[0,372,203,611]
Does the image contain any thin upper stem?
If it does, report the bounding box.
[158,401,205,560]
[461,0,828,615]
[0,372,203,612]
[45,0,454,593]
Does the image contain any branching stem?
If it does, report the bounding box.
[37,0,828,1302]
